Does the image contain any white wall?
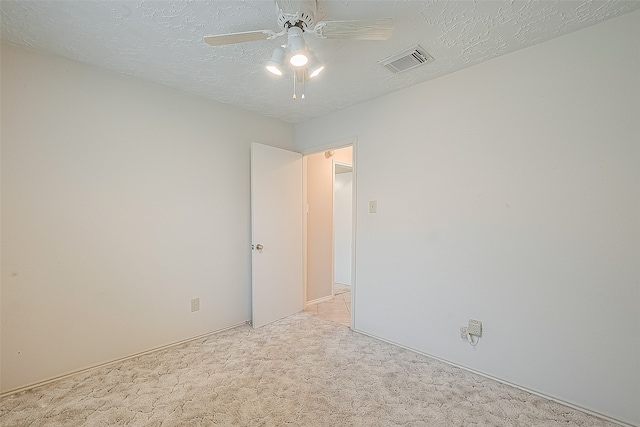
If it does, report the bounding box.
[295,11,640,426]
[334,171,352,285]
[0,42,295,392]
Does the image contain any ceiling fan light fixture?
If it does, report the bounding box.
[290,52,308,67]
[306,50,324,78]
[266,65,282,76]
[309,65,324,78]
[287,26,308,66]
[266,46,286,75]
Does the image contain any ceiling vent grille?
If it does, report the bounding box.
[379,45,433,74]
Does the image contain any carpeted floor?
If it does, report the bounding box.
[0,312,618,426]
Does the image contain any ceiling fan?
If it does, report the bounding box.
[204,0,393,97]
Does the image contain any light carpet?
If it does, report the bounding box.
[0,313,617,426]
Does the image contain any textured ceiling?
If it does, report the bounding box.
[2,0,639,124]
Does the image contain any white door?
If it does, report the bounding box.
[251,142,303,328]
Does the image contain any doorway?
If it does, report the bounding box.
[250,142,354,329]
[303,145,354,327]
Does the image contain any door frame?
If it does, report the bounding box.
[301,137,357,329]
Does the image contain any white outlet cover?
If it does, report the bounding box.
[468,319,482,337]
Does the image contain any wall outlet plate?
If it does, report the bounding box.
[460,326,468,340]
[468,319,482,337]
[191,298,200,312]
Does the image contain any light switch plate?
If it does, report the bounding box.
[369,200,377,213]
[468,319,482,337]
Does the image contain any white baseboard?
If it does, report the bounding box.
[0,321,248,398]
[351,328,634,427]
[306,295,334,307]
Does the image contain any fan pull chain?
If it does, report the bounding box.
[301,73,305,100]
[292,71,297,100]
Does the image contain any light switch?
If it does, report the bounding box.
[369,200,377,213]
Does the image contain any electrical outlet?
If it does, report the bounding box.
[460,326,468,340]
[468,319,482,337]
[191,298,200,312]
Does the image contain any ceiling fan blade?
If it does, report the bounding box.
[313,19,393,40]
[276,0,298,15]
[204,30,275,46]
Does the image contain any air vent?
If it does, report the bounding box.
[379,45,433,74]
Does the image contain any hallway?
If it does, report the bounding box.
[304,290,351,327]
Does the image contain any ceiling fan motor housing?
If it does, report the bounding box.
[277,0,316,30]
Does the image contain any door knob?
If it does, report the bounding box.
[255,244,264,250]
